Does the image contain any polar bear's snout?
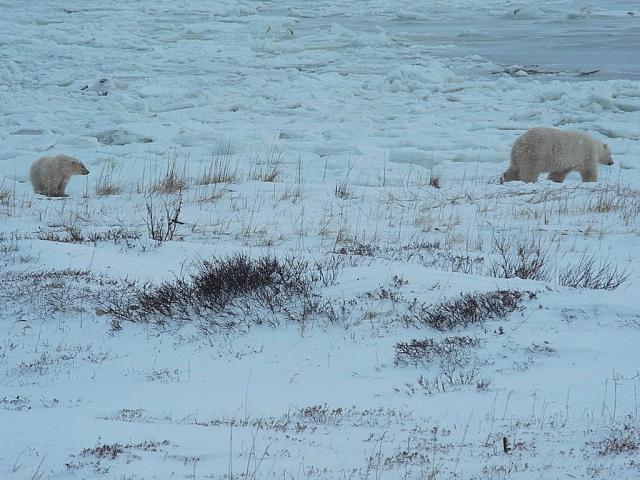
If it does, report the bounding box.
[601,144,614,166]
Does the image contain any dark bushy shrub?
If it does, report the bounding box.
[559,255,629,290]
[105,254,330,332]
[394,336,481,366]
[403,290,534,331]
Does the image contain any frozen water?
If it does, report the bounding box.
[382,0,640,80]
[1,0,639,181]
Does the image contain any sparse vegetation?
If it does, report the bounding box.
[81,440,170,460]
[0,269,122,318]
[402,368,489,395]
[445,252,485,275]
[37,224,84,243]
[87,228,141,246]
[334,239,378,257]
[595,419,639,456]
[585,182,640,223]
[144,194,183,242]
[35,226,141,247]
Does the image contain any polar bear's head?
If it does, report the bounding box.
[64,156,90,175]
[599,144,614,166]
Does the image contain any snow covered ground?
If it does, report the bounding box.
[1,1,640,478]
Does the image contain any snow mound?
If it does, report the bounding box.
[388,147,436,166]
[394,11,430,22]
[567,6,635,19]
[95,129,153,146]
[384,62,460,93]
[503,6,546,20]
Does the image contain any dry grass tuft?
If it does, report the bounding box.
[0,179,13,205]
[95,161,122,196]
[200,140,237,185]
[249,143,283,182]
[198,185,227,203]
[153,157,188,193]
[335,180,354,199]
[138,151,190,195]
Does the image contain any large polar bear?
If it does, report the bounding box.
[502,127,613,183]
[29,154,89,197]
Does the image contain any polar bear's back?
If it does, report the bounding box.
[511,127,597,171]
[30,155,57,179]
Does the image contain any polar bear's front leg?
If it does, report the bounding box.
[502,165,520,182]
[579,165,598,182]
[547,169,571,183]
[53,176,71,197]
[518,165,540,183]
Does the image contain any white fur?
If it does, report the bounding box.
[503,127,613,183]
[29,154,89,197]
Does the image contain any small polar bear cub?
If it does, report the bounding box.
[29,154,90,197]
[503,127,613,183]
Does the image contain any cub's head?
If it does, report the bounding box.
[599,143,614,166]
[66,156,90,175]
